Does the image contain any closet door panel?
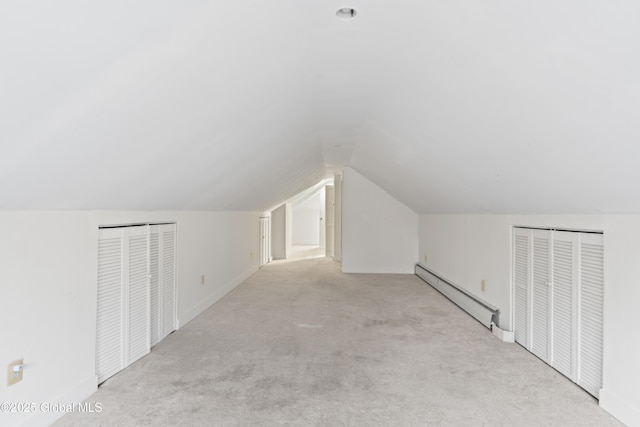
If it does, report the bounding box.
[160,224,177,341]
[96,228,124,383]
[149,228,161,347]
[531,230,551,362]
[125,227,150,365]
[578,233,604,397]
[551,231,577,379]
[513,228,530,348]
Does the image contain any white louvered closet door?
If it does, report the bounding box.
[97,224,176,382]
[513,227,604,399]
[550,231,578,379]
[513,228,530,348]
[149,224,177,347]
[149,228,160,347]
[96,228,124,383]
[160,224,177,342]
[97,225,151,383]
[124,226,151,366]
[531,229,551,362]
[578,233,604,398]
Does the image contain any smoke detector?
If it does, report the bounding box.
[336,8,357,21]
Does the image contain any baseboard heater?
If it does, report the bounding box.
[415,264,512,341]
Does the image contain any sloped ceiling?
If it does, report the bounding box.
[1,1,639,213]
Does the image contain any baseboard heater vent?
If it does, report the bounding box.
[415,264,500,330]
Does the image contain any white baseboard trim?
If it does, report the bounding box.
[342,265,415,274]
[178,265,258,328]
[599,387,640,426]
[18,375,97,427]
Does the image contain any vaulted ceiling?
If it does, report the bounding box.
[2,1,639,213]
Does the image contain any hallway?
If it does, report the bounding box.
[56,258,619,426]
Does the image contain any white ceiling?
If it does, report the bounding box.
[2,1,639,213]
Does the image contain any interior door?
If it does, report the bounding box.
[259,217,270,267]
[325,185,335,257]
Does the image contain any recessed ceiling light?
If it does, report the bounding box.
[336,8,357,21]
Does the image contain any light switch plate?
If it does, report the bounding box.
[7,359,23,386]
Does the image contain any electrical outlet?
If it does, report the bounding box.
[424,255,428,263]
[7,359,23,386]
[250,251,253,258]
[201,274,205,285]
[481,279,486,292]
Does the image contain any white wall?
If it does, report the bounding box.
[0,213,97,427]
[291,190,323,246]
[342,167,418,273]
[285,204,292,258]
[418,215,514,329]
[0,211,260,427]
[419,214,640,426]
[598,216,640,426]
[292,209,319,245]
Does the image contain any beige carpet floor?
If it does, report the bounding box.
[55,257,621,426]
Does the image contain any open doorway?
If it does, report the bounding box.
[290,187,325,259]
[270,179,334,261]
